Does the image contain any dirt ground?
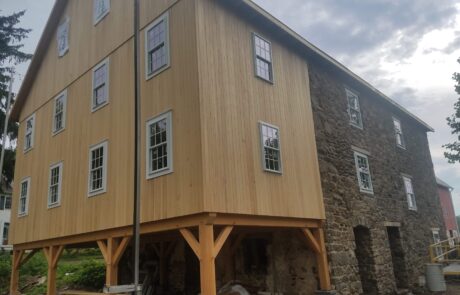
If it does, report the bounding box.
[446,282,460,295]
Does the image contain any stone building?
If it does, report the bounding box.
[308,60,445,294]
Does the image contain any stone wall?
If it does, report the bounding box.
[308,61,445,295]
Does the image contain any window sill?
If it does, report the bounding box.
[47,203,61,209]
[147,168,173,180]
[255,75,274,85]
[350,122,364,130]
[18,213,28,218]
[23,147,33,154]
[91,101,109,113]
[396,144,406,150]
[88,188,107,198]
[360,189,374,195]
[52,128,65,137]
[146,64,171,81]
[263,169,283,175]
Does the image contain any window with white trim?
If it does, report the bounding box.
[24,114,35,152]
[92,58,109,111]
[57,17,69,57]
[0,195,11,210]
[354,151,373,193]
[18,178,30,216]
[88,141,108,196]
[146,111,173,179]
[53,90,67,134]
[393,117,405,149]
[403,176,416,210]
[259,122,282,173]
[145,12,170,79]
[2,222,9,245]
[253,33,273,82]
[93,0,110,25]
[48,162,63,208]
[346,89,363,128]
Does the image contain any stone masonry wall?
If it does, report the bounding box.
[308,61,445,295]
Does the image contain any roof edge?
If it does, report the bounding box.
[237,0,434,132]
[10,0,68,122]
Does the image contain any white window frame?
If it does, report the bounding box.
[259,121,282,174]
[18,177,31,217]
[393,117,405,149]
[345,88,363,129]
[146,111,173,179]
[93,0,110,25]
[402,175,417,211]
[23,113,36,153]
[91,58,110,112]
[88,141,108,197]
[145,12,170,80]
[252,33,274,83]
[57,17,70,57]
[48,162,63,208]
[52,89,67,135]
[353,150,373,194]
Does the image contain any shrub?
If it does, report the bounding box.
[63,260,105,290]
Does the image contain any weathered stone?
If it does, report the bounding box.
[308,61,445,295]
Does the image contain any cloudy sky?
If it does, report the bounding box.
[2,0,460,213]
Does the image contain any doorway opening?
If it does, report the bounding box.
[353,226,378,295]
[386,226,408,289]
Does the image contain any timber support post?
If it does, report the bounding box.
[180,224,233,295]
[10,249,39,295]
[43,245,65,295]
[97,236,131,287]
[301,227,333,292]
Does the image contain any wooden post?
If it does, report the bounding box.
[10,250,24,295]
[97,237,131,287]
[313,228,332,291]
[199,224,216,295]
[43,245,64,295]
[180,225,233,295]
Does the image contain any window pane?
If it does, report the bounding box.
[5,196,11,209]
[261,124,281,172]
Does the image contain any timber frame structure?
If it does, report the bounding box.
[10,213,331,295]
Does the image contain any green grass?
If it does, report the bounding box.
[0,248,106,295]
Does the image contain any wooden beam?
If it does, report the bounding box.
[19,249,39,267]
[113,236,131,265]
[45,245,64,295]
[213,214,321,228]
[213,226,233,257]
[10,250,24,295]
[313,228,332,291]
[199,224,216,295]
[180,228,201,259]
[301,228,321,254]
[52,246,65,268]
[97,240,108,263]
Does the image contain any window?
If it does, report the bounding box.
[353,151,373,194]
[57,17,69,57]
[0,195,11,210]
[259,122,282,173]
[253,33,273,82]
[88,141,108,196]
[403,176,416,210]
[48,162,63,208]
[346,88,363,129]
[53,90,67,134]
[2,223,9,244]
[393,117,405,149]
[18,178,30,216]
[92,58,109,111]
[93,0,110,25]
[24,114,35,152]
[146,111,173,179]
[145,12,170,79]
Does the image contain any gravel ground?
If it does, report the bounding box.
[446,281,460,294]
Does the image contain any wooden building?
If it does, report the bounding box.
[9,0,334,294]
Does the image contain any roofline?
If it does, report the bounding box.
[235,0,434,132]
[10,0,67,122]
[11,0,435,132]
[436,177,454,190]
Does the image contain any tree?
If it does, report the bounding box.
[444,58,460,163]
[0,10,32,186]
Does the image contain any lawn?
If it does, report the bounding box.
[0,249,105,295]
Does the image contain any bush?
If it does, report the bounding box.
[62,260,105,290]
[0,252,12,294]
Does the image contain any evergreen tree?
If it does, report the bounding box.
[0,10,32,186]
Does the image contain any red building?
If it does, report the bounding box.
[437,177,459,240]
